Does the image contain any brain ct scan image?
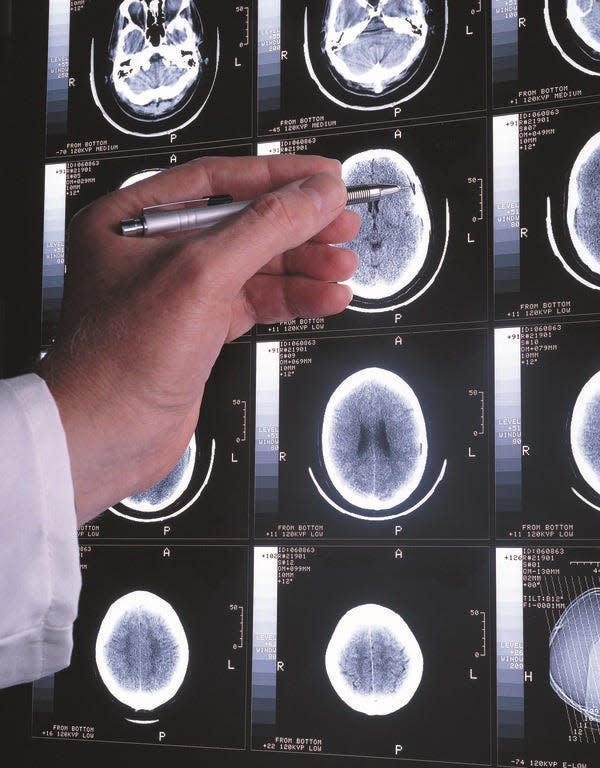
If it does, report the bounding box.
[108,0,205,120]
[109,431,215,523]
[95,590,189,712]
[567,130,600,276]
[549,588,600,722]
[566,0,600,54]
[321,0,428,97]
[325,603,424,716]
[546,126,600,294]
[545,0,600,76]
[121,436,197,513]
[321,367,427,511]
[304,0,448,110]
[257,119,484,330]
[341,148,432,307]
[570,369,600,495]
[90,0,221,138]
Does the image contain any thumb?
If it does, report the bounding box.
[191,172,348,292]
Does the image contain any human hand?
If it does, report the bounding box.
[39,155,359,524]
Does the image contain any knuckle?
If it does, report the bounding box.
[240,286,259,326]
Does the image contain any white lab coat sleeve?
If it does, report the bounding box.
[0,373,81,688]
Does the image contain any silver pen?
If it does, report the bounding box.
[120,183,401,237]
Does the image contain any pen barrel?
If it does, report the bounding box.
[143,200,250,235]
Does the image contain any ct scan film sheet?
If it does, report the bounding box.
[254,329,489,541]
[33,1,600,767]
[492,0,600,110]
[257,0,485,136]
[41,143,252,346]
[497,547,600,766]
[493,103,600,322]
[45,0,252,158]
[257,117,488,335]
[32,546,248,749]
[251,545,490,763]
[78,341,252,541]
[494,321,600,541]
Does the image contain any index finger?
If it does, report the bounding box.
[89,155,344,233]
[182,172,348,296]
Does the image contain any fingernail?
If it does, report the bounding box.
[300,173,346,213]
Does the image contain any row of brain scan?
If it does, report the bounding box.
[32,544,600,763]
[74,322,600,543]
[92,595,423,719]
[108,148,436,311]
[92,585,600,728]
[85,0,600,122]
[45,0,600,155]
[45,123,600,331]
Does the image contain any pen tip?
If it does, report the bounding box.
[379,184,402,197]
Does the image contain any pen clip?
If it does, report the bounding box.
[142,194,234,214]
